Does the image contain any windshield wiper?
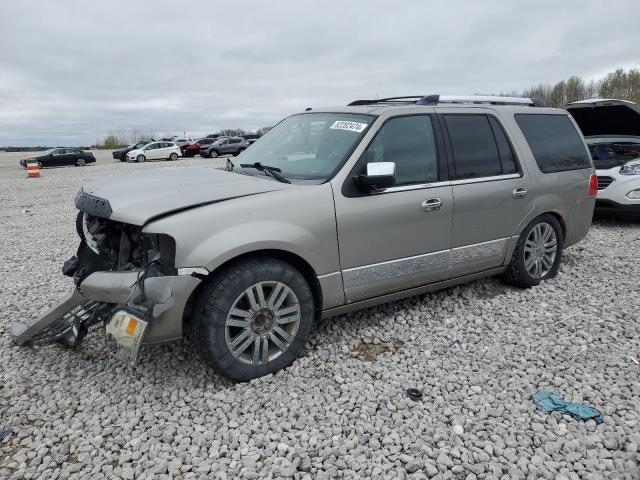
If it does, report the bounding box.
[240,162,291,184]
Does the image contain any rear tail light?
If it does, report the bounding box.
[588,173,598,198]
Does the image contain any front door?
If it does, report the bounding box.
[333,114,453,303]
[438,110,535,276]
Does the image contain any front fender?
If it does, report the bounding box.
[142,184,340,277]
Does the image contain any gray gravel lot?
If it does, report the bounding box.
[1,149,639,479]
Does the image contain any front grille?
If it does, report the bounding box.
[597,176,615,190]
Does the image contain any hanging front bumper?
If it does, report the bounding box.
[10,269,204,352]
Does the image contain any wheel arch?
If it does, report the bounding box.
[182,249,323,329]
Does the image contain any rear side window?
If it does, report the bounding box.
[515,114,591,173]
[444,114,517,179]
[488,116,518,174]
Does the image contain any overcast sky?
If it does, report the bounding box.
[1,0,639,146]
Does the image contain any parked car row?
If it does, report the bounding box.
[181,136,253,158]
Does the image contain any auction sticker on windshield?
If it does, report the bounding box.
[330,121,368,133]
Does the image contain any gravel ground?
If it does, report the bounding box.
[1,150,639,480]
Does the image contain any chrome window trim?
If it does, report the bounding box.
[449,173,521,186]
[371,173,522,194]
[379,181,451,193]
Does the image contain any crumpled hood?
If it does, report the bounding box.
[77,167,290,225]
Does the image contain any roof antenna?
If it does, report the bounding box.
[305,107,312,111]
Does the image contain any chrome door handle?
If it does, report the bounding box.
[421,198,443,212]
[512,187,528,199]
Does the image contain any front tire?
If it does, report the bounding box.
[192,257,315,381]
[209,150,219,158]
[75,158,86,167]
[502,214,563,288]
[136,155,146,163]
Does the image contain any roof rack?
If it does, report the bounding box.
[348,96,426,106]
[348,95,545,107]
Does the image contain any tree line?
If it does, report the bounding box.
[495,68,640,107]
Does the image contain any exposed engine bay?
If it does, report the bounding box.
[66,211,177,285]
[11,208,193,357]
[589,141,640,169]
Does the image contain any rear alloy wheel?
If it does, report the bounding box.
[37,161,43,169]
[137,155,146,163]
[193,257,314,381]
[503,214,563,288]
[76,158,86,167]
[169,153,178,161]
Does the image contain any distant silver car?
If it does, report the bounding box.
[12,95,596,381]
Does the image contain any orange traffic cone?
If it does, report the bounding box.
[26,158,40,178]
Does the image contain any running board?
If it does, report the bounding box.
[11,289,100,347]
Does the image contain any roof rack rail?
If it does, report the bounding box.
[348,96,425,106]
[418,95,544,107]
[348,95,545,107]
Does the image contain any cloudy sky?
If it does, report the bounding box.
[1,0,639,146]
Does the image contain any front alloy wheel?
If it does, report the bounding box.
[76,158,86,167]
[225,281,301,365]
[193,257,314,381]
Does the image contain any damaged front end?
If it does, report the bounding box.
[11,197,204,360]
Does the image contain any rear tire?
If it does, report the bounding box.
[137,155,146,163]
[502,214,563,288]
[169,153,178,161]
[192,257,314,381]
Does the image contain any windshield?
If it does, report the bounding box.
[236,112,374,180]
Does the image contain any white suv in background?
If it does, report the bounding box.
[126,141,182,163]
[565,99,640,217]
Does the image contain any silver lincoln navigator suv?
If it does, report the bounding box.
[12,95,596,381]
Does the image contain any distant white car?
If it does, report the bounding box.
[126,141,182,163]
[565,99,640,217]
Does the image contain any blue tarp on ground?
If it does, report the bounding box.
[532,389,604,424]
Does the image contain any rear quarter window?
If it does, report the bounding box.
[515,114,591,173]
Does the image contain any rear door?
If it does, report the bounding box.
[158,142,170,159]
[334,113,454,302]
[66,148,81,164]
[439,109,535,276]
[146,142,160,159]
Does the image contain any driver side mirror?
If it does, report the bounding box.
[357,162,396,189]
